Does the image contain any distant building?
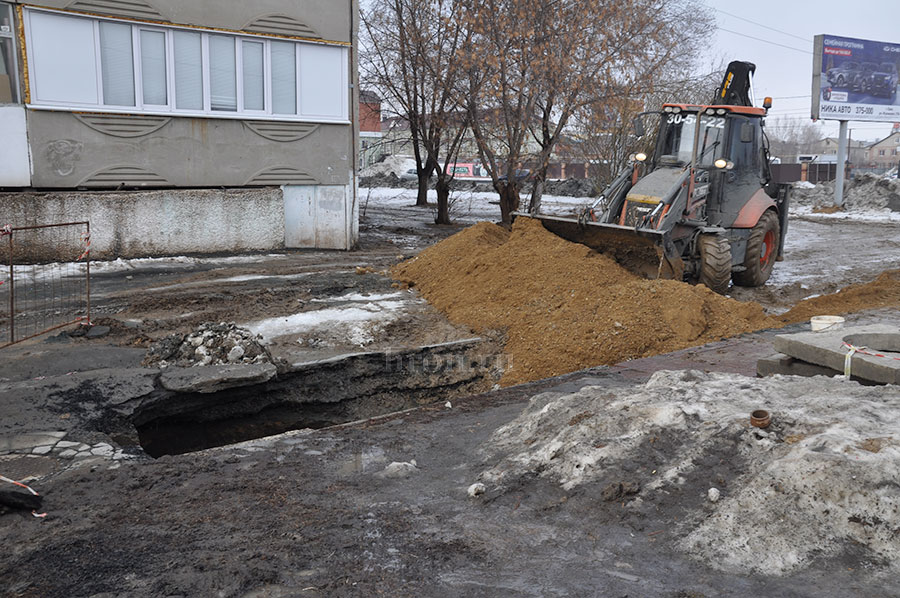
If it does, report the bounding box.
[359,90,383,169]
[865,131,900,171]
[0,0,360,255]
[816,137,868,165]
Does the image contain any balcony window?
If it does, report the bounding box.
[23,7,348,122]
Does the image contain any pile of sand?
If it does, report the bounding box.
[393,218,776,385]
[779,270,900,324]
[393,218,900,385]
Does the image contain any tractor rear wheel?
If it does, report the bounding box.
[733,210,780,287]
[698,234,732,294]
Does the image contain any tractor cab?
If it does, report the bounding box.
[645,103,768,229]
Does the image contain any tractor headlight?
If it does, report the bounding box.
[635,152,647,162]
[716,108,726,115]
[714,159,728,169]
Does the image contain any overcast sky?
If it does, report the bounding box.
[707,0,899,142]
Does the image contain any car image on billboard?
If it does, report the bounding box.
[813,34,900,122]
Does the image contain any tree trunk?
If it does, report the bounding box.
[435,177,451,224]
[498,182,520,227]
[529,176,545,214]
[414,158,437,207]
[415,172,430,207]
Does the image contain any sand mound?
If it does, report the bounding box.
[478,370,900,574]
[393,218,776,385]
[779,270,900,324]
[394,218,900,384]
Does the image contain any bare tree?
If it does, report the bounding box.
[455,0,541,225]
[527,1,714,212]
[576,62,723,191]
[360,0,469,222]
[766,116,825,162]
[455,0,715,225]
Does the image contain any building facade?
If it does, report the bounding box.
[865,131,900,171]
[0,0,359,254]
[359,89,382,169]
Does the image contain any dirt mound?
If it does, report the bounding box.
[393,218,776,385]
[779,270,900,323]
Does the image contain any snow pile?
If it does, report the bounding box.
[791,174,900,212]
[360,156,416,178]
[144,322,271,367]
[244,291,414,348]
[478,370,900,574]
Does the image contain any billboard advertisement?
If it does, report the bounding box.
[812,34,900,122]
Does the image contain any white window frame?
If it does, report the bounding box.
[23,6,349,124]
[135,25,170,109]
[0,1,22,104]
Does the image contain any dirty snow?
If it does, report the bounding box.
[790,173,900,218]
[478,370,900,575]
[7,254,290,282]
[791,204,900,223]
[360,156,417,178]
[244,291,415,347]
[362,186,591,220]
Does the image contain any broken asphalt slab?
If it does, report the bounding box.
[773,324,900,385]
[159,363,277,393]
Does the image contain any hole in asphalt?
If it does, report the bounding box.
[133,341,499,457]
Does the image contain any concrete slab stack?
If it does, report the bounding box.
[758,324,900,385]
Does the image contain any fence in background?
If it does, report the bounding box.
[1,222,91,348]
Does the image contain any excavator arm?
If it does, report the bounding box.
[714,61,756,107]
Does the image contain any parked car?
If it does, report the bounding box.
[869,62,899,98]
[399,168,419,181]
[826,61,860,88]
[498,169,531,183]
[853,62,879,93]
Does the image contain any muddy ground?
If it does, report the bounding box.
[2,189,900,596]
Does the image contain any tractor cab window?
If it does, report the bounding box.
[727,116,760,174]
[658,112,697,165]
[696,114,727,167]
[657,111,726,167]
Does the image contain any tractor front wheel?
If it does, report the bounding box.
[698,234,732,294]
[733,210,780,287]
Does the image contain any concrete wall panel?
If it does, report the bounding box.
[0,106,31,186]
[16,0,352,43]
[283,185,316,248]
[283,184,356,250]
[25,111,352,188]
[0,188,285,259]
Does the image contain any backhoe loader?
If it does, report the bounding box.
[528,61,791,293]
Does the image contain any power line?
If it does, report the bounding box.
[714,8,811,43]
[716,27,813,55]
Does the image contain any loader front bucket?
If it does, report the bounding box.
[529,214,684,281]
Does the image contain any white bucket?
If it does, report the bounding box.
[810,315,845,332]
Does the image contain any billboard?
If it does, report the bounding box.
[812,34,900,122]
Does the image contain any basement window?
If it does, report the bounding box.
[22,7,349,123]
